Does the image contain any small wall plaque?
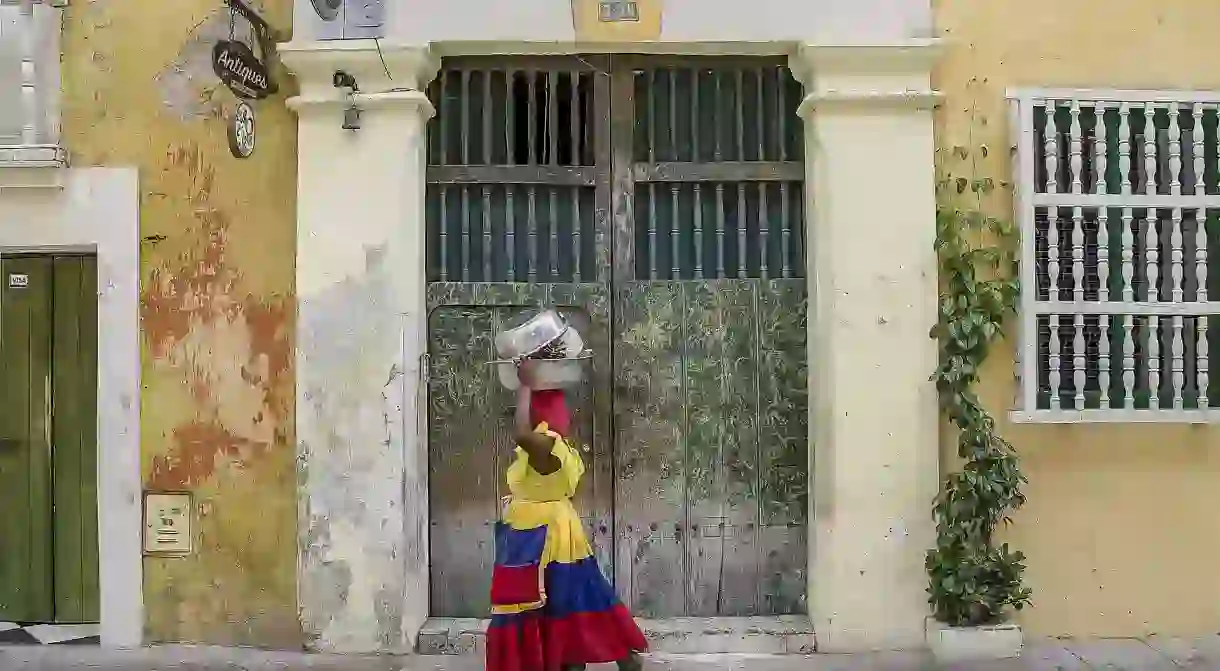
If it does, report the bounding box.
[598,0,639,22]
[142,491,193,556]
[7,273,27,288]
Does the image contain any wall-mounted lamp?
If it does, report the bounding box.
[333,70,361,131]
[342,105,363,131]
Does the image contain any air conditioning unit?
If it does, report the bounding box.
[296,0,384,40]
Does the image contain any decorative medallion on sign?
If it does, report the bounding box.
[228,101,256,158]
[212,0,279,100]
[599,0,639,22]
[310,0,341,21]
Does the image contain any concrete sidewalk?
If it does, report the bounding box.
[0,636,1216,670]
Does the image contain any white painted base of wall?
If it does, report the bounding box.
[926,618,1024,663]
[0,167,143,648]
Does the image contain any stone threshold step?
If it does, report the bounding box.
[418,615,816,656]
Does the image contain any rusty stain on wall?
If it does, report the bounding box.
[936,0,1220,639]
[61,0,299,647]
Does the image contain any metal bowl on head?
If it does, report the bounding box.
[495,309,573,360]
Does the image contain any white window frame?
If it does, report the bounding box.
[1010,87,1220,423]
[0,0,66,168]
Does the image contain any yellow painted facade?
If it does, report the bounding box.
[60,0,299,646]
[936,0,1220,638]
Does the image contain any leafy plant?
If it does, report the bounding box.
[926,94,1032,627]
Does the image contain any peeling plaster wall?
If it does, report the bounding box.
[937,0,1220,638]
[61,0,300,647]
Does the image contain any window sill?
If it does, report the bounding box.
[0,144,69,189]
[1009,408,1220,424]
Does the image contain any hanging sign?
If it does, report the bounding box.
[228,101,256,158]
[212,0,279,100]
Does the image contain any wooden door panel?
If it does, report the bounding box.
[613,279,808,616]
[0,256,54,622]
[51,256,100,623]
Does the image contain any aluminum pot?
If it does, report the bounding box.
[495,309,573,360]
[491,350,592,390]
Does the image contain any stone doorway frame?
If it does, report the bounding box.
[281,37,941,655]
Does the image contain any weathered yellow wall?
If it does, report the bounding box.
[937,0,1220,638]
[60,0,299,646]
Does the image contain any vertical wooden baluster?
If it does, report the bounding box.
[1045,102,1059,194]
[1198,210,1211,408]
[506,70,516,164]
[506,185,517,281]
[1144,104,1158,195]
[646,183,657,280]
[460,186,471,282]
[1069,101,1083,193]
[780,183,791,279]
[1169,103,1182,196]
[527,70,537,165]
[716,183,727,277]
[460,69,471,165]
[439,71,450,166]
[1095,104,1108,194]
[1072,206,1085,301]
[1072,206,1085,409]
[691,68,701,162]
[1147,214,1161,408]
[527,185,538,282]
[1194,103,1206,195]
[694,183,704,278]
[548,70,559,166]
[572,188,582,282]
[549,186,559,281]
[439,185,449,281]
[1119,103,1132,196]
[670,185,680,279]
[570,72,582,165]
[482,186,493,282]
[1122,207,1136,407]
[776,66,787,162]
[1172,208,1185,408]
[1048,210,1062,409]
[1098,207,1111,408]
[759,182,770,279]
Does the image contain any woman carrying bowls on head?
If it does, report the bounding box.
[486,311,647,671]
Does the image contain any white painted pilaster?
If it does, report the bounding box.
[790,40,942,653]
[280,40,436,654]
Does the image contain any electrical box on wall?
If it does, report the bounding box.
[295,0,384,40]
[142,491,194,557]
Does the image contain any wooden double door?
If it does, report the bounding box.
[425,55,809,618]
[0,255,99,623]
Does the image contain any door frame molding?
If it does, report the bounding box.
[0,168,141,647]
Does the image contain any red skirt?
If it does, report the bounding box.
[487,525,647,671]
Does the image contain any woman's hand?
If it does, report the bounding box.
[516,358,539,389]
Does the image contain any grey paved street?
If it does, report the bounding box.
[5,637,1220,670]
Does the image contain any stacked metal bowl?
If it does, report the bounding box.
[491,309,591,390]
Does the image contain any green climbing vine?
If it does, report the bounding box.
[926,87,1033,627]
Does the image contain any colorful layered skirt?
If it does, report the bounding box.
[487,498,648,671]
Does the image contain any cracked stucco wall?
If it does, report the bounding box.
[61,0,300,647]
[937,0,1220,638]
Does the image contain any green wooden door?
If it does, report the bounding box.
[424,56,809,618]
[0,255,99,624]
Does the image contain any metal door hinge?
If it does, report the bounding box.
[420,352,431,383]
